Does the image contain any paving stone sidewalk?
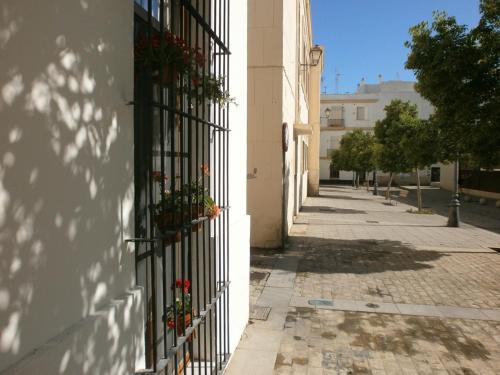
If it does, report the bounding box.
[227,186,500,375]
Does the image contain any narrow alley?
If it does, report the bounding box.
[227,186,500,375]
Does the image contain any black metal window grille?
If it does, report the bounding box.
[131,1,230,373]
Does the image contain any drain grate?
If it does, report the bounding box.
[366,220,379,223]
[490,247,500,253]
[308,299,334,307]
[249,305,271,320]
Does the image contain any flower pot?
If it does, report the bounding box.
[154,213,182,245]
[152,66,178,85]
[176,312,192,337]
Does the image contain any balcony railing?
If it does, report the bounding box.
[327,118,344,128]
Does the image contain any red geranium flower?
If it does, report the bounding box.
[173,278,191,293]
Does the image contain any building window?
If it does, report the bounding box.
[327,106,344,127]
[330,164,339,179]
[133,2,230,373]
[356,106,366,120]
[431,167,441,182]
[134,0,160,20]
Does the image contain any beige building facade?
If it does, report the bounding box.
[320,80,437,185]
[247,0,323,248]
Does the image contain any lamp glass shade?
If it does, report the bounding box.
[310,47,322,66]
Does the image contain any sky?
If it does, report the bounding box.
[311,0,482,94]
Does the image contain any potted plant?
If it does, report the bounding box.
[135,30,233,105]
[135,30,204,84]
[152,165,221,241]
[165,278,194,340]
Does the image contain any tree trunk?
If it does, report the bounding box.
[416,167,422,212]
[385,172,393,200]
[365,171,370,191]
[355,172,360,189]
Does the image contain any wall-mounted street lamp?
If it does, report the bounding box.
[309,45,323,66]
[324,107,331,118]
[301,45,323,67]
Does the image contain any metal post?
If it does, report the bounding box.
[447,160,460,227]
[372,170,378,196]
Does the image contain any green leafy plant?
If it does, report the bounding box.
[151,164,221,234]
[165,279,191,332]
[135,30,234,106]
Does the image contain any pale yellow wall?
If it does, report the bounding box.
[248,0,284,247]
[248,0,314,247]
[307,47,323,195]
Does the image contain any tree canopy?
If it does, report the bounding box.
[374,100,413,175]
[405,0,500,167]
[331,129,375,174]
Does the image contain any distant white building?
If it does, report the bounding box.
[320,79,438,185]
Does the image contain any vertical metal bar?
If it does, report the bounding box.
[179,4,188,372]
[158,0,168,359]
[194,2,201,374]
[223,0,228,363]
[201,1,208,372]
[217,0,223,367]
[170,0,178,369]
[225,0,231,360]
[146,0,158,371]
[185,5,195,375]
[207,0,214,372]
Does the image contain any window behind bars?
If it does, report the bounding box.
[131,1,230,373]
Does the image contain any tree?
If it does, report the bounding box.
[374,100,413,199]
[405,0,500,168]
[331,130,375,189]
[400,116,439,211]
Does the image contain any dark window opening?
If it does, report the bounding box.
[330,164,339,179]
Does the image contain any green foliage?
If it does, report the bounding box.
[374,100,414,174]
[400,117,439,170]
[331,130,375,173]
[405,0,500,167]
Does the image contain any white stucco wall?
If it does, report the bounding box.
[228,0,250,354]
[1,1,249,372]
[0,0,143,373]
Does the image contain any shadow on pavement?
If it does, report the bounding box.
[300,206,367,215]
[318,194,374,201]
[389,188,500,235]
[336,311,491,361]
[251,237,446,275]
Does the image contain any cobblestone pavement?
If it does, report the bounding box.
[227,186,500,375]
